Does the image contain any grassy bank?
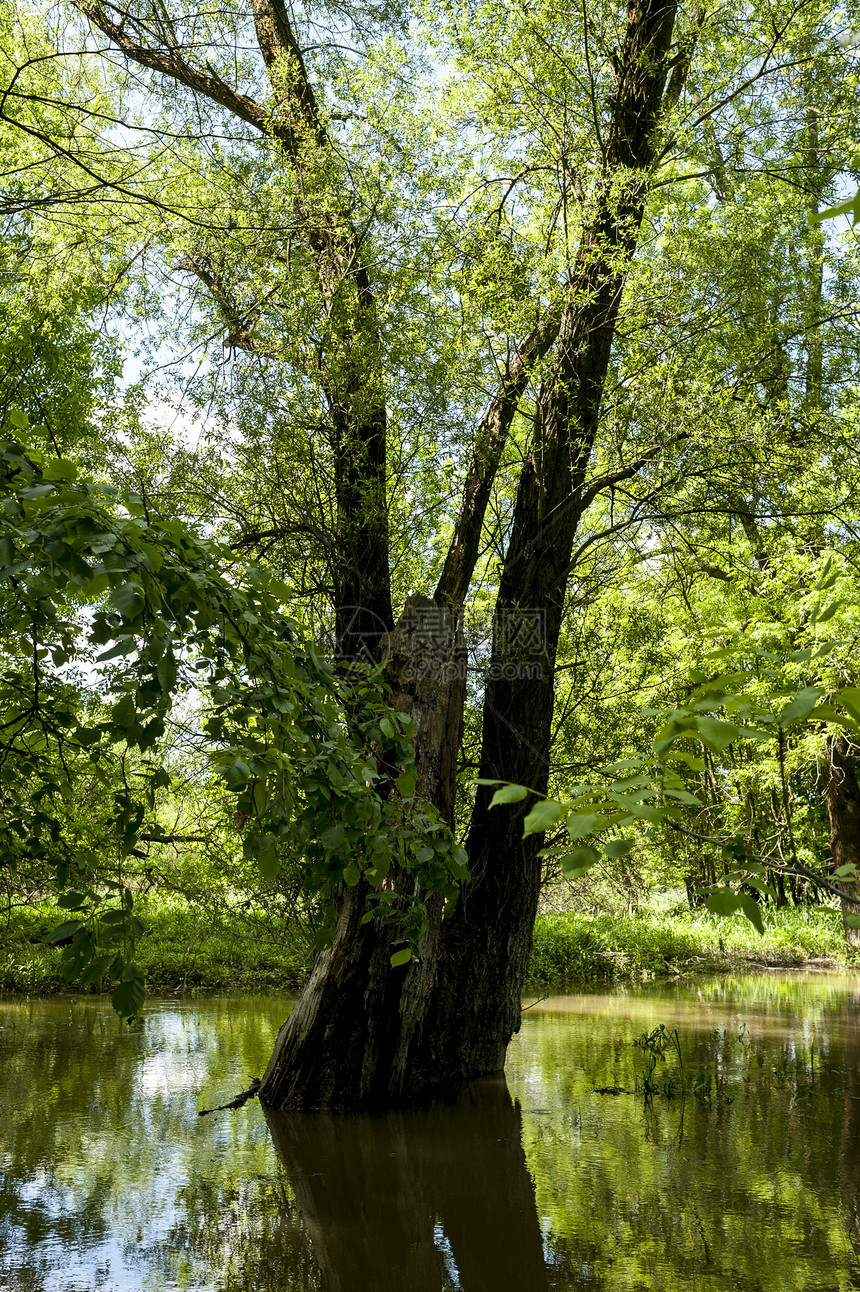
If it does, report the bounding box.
[0,894,310,997]
[526,906,855,985]
[1,899,855,998]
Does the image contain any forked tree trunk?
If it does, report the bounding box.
[78,0,690,1113]
[259,0,686,1111]
[822,736,860,949]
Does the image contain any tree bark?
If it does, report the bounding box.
[408,0,683,1089]
[258,595,466,1108]
[822,736,860,949]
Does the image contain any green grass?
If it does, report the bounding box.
[1,899,854,998]
[526,906,854,986]
[0,894,311,996]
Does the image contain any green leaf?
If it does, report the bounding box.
[390,948,412,968]
[396,766,417,798]
[604,838,634,860]
[156,649,178,694]
[812,598,845,625]
[522,799,563,837]
[736,892,765,935]
[837,688,860,725]
[844,915,860,929]
[778,687,825,726]
[109,582,145,619]
[111,693,137,731]
[343,864,361,886]
[321,824,346,849]
[565,812,599,839]
[97,639,138,663]
[558,846,599,877]
[807,705,838,722]
[705,888,741,919]
[696,717,740,753]
[59,930,96,981]
[663,751,706,771]
[654,716,698,755]
[43,920,83,943]
[489,783,529,808]
[257,843,280,880]
[57,890,88,910]
[80,953,115,985]
[815,556,833,589]
[74,727,101,747]
[42,458,78,482]
[812,189,860,224]
[221,755,252,788]
[111,969,146,1022]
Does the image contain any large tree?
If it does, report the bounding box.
[3,0,858,1107]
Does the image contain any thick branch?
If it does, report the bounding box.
[434,308,561,607]
[176,255,278,355]
[75,3,278,140]
[248,0,326,150]
[577,432,689,514]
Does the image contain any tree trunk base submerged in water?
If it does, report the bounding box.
[259,595,481,1111]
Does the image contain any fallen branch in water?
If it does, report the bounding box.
[198,1077,261,1116]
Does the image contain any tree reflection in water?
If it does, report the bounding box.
[265,1076,549,1292]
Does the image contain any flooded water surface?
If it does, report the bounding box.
[1,974,859,1290]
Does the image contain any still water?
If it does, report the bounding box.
[1,974,859,1291]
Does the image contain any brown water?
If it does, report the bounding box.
[1,974,859,1290]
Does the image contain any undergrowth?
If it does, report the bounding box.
[0,894,310,996]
